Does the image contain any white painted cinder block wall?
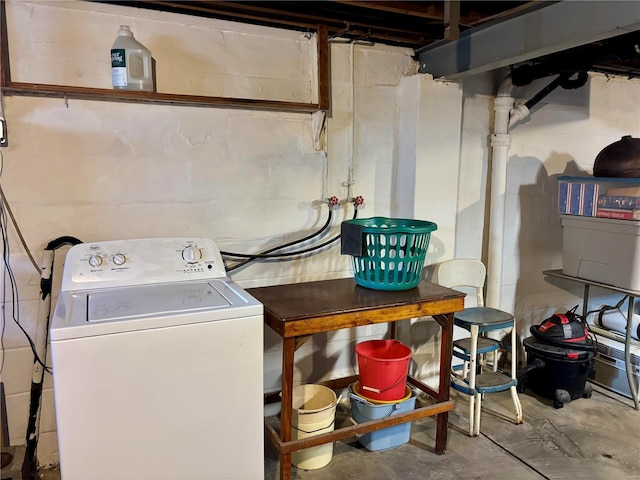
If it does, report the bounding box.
[2,0,640,469]
[1,0,444,465]
[458,74,640,326]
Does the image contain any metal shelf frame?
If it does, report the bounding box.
[543,269,640,410]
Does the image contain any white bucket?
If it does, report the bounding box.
[291,384,337,470]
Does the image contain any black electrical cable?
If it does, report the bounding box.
[224,206,334,272]
[0,184,41,275]
[0,150,5,375]
[225,206,358,272]
[1,227,51,373]
[1,186,51,374]
[0,153,60,375]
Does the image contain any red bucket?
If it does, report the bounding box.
[355,340,412,401]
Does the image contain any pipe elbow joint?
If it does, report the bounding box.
[509,104,530,127]
[497,76,515,96]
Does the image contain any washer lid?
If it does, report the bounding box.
[50,278,262,340]
[87,281,230,323]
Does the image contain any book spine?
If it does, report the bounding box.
[597,195,640,209]
[570,183,582,213]
[558,182,569,214]
[595,208,640,220]
[582,183,597,215]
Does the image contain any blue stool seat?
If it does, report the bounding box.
[454,306,515,329]
[453,336,500,356]
[475,372,518,393]
[451,372,518,395]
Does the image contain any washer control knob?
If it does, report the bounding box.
[182,246,202,263]
[88,255,103,268]
[112,253,126,266]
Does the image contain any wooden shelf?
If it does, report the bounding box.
[0,1,329,114]
[2,81,320,113]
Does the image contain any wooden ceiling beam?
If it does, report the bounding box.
[97,1,557,51]
[133,1,437,44]
[462,1,546,27]
[138,1,322,30]
[329,1,444,20]
[327,0,539,28]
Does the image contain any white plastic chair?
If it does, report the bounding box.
[436,258,523,436]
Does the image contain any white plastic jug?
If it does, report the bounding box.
[111,25,154,92]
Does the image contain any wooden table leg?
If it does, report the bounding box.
[279,337,296,480]
[434,312,454,454]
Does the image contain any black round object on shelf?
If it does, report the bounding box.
[593,135,640,178]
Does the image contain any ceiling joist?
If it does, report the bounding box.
[94,1,640,78]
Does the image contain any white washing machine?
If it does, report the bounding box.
[50,238,264,480]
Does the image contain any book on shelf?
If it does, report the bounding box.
[596,208,640,220]
[558,180,599,216]
[597,195,640,209]
[557,176,640,217]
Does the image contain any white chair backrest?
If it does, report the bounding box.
[435,259,486,307]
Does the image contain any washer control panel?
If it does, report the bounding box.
[61,238,227,291]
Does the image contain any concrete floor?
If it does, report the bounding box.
[36,384,639,480]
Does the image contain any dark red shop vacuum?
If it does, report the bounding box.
[517,307,596,409]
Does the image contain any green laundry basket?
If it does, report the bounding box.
[341,217,437,291]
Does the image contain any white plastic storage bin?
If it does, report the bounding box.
[561,215,640,290]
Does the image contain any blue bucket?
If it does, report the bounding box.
[348,383,416,451]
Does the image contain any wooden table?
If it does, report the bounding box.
[248,278,465,480]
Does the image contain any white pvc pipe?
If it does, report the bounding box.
[344,41,356,201]
[486,78,515,309]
